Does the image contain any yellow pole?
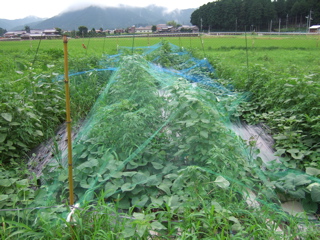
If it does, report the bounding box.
[63,35,74,206]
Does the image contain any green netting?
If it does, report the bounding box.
[43,42,250,209]
[3,41,320,234]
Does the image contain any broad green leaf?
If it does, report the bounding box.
[290,152,304,160]
[133,212,145,220]
[80,179,90,189]
[294,175,311,186]
[16,179,29,188]
[122,171,137,177]
[34,188,47,202]
[232,222,243,232]
[136,224,148,238]
[122,226,135,238]
[228,216,239,223]
[151,162,163,170]
[214,176,230,189]
[16,141,27,148]
[274,149,286,156]
[26,112,37,119]
[287,149,299,154]
[288,189,305,199]
[185,120,196,127]
[110,171,122,178]
[104,182,118,197]
[150,196,163,206]
[173,149,186,157]
[190,111,198,119]
[132,172,148,185]
[201,119,210,123]
[118,197,131,209]
[228,216,242,231]
[146,175,161,186]
[162,163,177,175]
[0,178,18,187]
[158,181,171,195]
[200,130,208,138]
[0,195,9,201]
[172,175,184,192]
[307,183,320,192]
[0,134,6,143]
[58,172,68,182]
[311,185,320,202]
[121,183,136,192]
[166,195,181,209]
[306,167,320,176]
[79,151,88,159]
[35,130,43,136]
[151,221,167,230]
[211,201,223,213]
[76,159,99,171]
[164,173,179,180]
[132,185,144,195]
[273,135,287,140]
[302,199,318,213]
[132,195,149,207]
[186,136,199,143]
[1,113,12,122]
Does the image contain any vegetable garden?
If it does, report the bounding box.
[1,34,320,239]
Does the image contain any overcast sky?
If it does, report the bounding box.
[1,0,210,20]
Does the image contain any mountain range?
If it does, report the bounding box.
[1,5,195,31]
[0,16,46,31]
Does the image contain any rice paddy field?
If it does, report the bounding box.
[1,34,320,239]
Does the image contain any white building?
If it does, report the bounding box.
[135,26,152,33]
[309,25,320,33]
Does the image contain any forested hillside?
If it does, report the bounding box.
[191,0,320,31]
[30,6,193,30]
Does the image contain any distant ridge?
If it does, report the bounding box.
[1,5,195,31]
[0,16,46,31]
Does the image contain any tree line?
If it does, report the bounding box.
[0,27,6,36]
[191,0,320,32]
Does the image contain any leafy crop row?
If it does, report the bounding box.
[203,44,320,169]
[0,47,108,164]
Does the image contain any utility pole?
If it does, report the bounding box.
[279,18,281,34]
[235,18,238,32]
[309,10,313,30]
[306,11,313,33]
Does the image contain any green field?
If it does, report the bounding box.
[1,35,320,239]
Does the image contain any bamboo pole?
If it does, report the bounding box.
[63,35,74,206]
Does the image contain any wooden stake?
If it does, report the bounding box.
[63,35,74,206]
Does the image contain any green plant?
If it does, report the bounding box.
[2,36,320,239]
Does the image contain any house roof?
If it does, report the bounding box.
[136,26,152,30]
[30,30,43,34]
[21,33,44,37]
[156,24,168,29]
[309,25,320,29]
[5,31,26,35]
[43,29,58,33]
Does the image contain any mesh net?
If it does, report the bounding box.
[42,41,248,208]
[3,41,320,230]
